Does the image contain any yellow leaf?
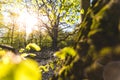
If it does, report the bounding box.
[0,50,6,57]
[15,59,41,80]
[26,43,41,51]
[80,9,84,14]
[54,47,77,60]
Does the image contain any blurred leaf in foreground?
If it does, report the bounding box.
[0,51,42,80]
[0,49,6,57]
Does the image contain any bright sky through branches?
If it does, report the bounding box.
[17,9,38,34]
[2,4,48,40]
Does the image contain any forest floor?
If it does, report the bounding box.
[31,49,57,80]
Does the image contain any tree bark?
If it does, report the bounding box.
[52,24,58,50]
[81,0,90,20]
[52,0,120,80]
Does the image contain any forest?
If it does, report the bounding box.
[0,0,120,80]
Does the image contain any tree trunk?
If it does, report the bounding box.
[52,0,120,80]
[52,24,58,50]
[81,0,90,20]
[76,0,120,79]
[11,23,15,46]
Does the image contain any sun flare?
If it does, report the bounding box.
[3,7,49,40]
[17,9,38,35]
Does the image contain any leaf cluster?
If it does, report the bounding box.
[0,49,41,80]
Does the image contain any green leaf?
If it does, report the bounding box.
[54,47,77,60]
[0,53,41,80]
[14,59,41,80]
[39,65,49,72]
[80,9,84,14]
[19,48,25,53]
[26,43,41,51]
[21,53,29,58]
[29,53,36,57]
[21,53,36,58]
[0,49,6,57]
[49,62,54,70]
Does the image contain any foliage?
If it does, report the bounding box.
[52,47,79,80]
[31,0,80,49]
[0,2,3,25]
[39,61,54,73]
[54,47,77,60]
[20,53,37,58]
[0,0,80,49]
[0,50,42,80]
[19,48,25,53]
[51,0,120,80]
[20,43,41,58]
[2,0,120,80]
[26,43,41,51]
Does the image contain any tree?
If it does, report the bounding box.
[51,0,120,80]
[0,1,3,26]
[81,0,90,20]
[0,1,35,48]
[32,0,80,50]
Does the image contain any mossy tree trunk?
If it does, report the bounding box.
[52,0,120,80]
[81,0,90,20]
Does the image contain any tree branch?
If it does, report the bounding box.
[58,29,78,42]
[0,44,18,54]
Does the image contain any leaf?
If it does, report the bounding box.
[49,62,54,70]
[29,53,36,57]
[0,52,41,80]
[0,61,15,79]
[19,48,25,53]
[21,53,29,58]
[14,59,41,80]
[26,43,41,51]
[54,47,77,60]
[58,66,68,75]
[80,9,84,14]
[0,49,6,57]
[39,65,49,72]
